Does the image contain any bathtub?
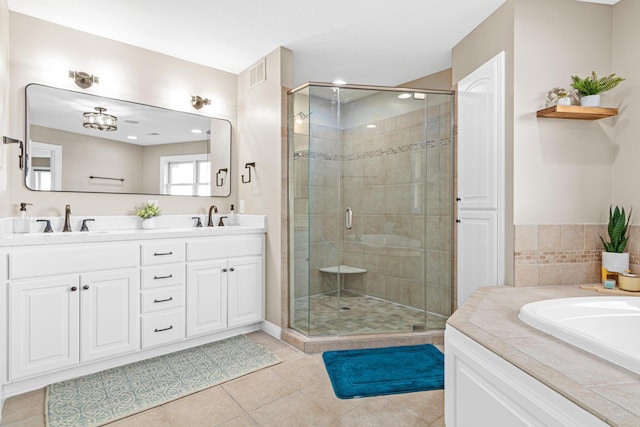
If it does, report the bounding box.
[519,296,640,375]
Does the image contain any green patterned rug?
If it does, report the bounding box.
[46,335,280,427]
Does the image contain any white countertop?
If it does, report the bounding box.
[0,214,267,246]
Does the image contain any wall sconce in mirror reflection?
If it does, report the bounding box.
[242,162,256,184]
[69,70,99,89]
[3,136,24,170]
[191,95,211,110]
[216,168,228,187]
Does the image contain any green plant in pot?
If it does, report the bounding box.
[570,71,625,107]
[600,205,631,274]
[136,202,161,229]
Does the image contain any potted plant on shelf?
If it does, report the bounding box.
[600,205,631,273]
[570,71,625,107]
[545,87,575,107]
[136,202,161,229]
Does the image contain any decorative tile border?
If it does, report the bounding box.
[301,138,452,161]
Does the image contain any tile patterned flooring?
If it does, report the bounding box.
[0,331,445,427]
[293,291,448,336]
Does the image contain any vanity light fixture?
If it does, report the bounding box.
[191,95,211,110]
[83,107,117,132]
[69,70,99,89]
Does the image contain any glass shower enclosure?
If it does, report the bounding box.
[288,83,454,337]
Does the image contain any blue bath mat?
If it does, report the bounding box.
[322,344,444,399]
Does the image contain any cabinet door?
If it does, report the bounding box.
[187,261,227,337]
[80,270,139,362]
[10,275,80,380]
[228,256,264,328]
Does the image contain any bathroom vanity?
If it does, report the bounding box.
[0,216,266,412]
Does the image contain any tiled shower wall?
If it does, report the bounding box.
[292,99,453,318]
[514,224,640,286]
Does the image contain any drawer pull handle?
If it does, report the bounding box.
[82,285,90,290]
[153,297,174,303]
[153,274,173,280]
[154,325,174,333]
[70,286,78,292]
[153,251,174,256]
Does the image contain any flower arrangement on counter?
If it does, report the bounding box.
[135,202,161,219]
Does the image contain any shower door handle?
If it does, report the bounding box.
[345,207,352,231]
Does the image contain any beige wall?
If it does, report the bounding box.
[513,0,613,225]
[5,12,238,218]
[0,0,9,201]
[403,69,452,91]
[237,47,293,328]
[612,0,640,211]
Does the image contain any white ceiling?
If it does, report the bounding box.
[7,0,619,87]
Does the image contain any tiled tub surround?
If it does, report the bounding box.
[513,224,640,286]
[291,99,453,336]
[447,286,640,425]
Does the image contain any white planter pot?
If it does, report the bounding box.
[557,97,572,106]
[601,251,629,274]
[580,94,601,107]
[142,218,156,230]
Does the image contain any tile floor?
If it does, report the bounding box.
[292,291,448,336]
[0,331,445,427]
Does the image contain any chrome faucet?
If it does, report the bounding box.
[63,204,72,232]
[207,205,218,227]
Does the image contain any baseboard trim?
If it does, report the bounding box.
[260,321,282,340]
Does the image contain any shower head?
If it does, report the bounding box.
[293,111,313,124]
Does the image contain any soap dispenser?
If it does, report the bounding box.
[14,202,33,233]
[229,204,236,226]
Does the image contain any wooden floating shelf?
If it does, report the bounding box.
[536,105,618,120]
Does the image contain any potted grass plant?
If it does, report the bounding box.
[570,71,625,107]
[600,205,631,273]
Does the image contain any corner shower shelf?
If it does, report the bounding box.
[319,265,367,274]
[536,105,618,120]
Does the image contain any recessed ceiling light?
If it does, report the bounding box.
[398,93,412,99]
[366,124,377,129]
[127,135,138,140]
[191,129,202,134]
[333,80,347,85]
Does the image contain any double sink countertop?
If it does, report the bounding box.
[448,285,640,427]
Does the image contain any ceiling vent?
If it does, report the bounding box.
[249,58,266,89]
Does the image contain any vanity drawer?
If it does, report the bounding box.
[141,286,184,314]
[187,235,263,262]
[141,310,185,348]
[141,264,185,289]
[141,241,185,265]
[9,244,138,280]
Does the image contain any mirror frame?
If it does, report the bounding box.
[24,83,232,197]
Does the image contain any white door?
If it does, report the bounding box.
[227,256,264,328]
[10,275,80,380]
[80,270,139,362]
[457,51,505,306]
[186,261,228,336]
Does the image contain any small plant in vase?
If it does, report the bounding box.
[136,202,161,229]
[600,205,631,274]
[570,71,625,107]
[545,87,576,107]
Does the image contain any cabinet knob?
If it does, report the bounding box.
[229,267,235,272]
[82,285,90,290]
[70,286,78,292]
[222,268,228,273]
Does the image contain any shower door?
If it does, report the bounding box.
[289,84,453,337]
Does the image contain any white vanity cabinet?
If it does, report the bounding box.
[8,244,139,380]
[186,235,264,337]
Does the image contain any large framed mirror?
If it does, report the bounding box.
[25,84,231,197]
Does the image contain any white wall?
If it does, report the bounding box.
[5,12,238,218]
[0,0,10,203]
[237,47,293,328]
